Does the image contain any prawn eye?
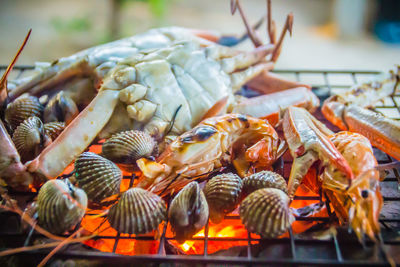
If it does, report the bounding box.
[361,190,369,198]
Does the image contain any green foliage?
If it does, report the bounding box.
[121,0,168,19]
[51,16,91,33]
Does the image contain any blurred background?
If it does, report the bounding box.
[0,0,399,71]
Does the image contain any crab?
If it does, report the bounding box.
[0,0,319,190]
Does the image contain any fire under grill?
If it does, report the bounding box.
[1,66,400,266]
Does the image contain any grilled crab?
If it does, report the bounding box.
[0,0,319,190]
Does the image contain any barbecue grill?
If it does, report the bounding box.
[1,66,399,266]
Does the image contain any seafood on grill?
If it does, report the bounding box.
[168,181,208,243]
[0,1,320,191]
[203,173,243,223]
[4,95,44,132]
[240,188,294,238]
[137,114,284,196]
[43,121,66,141]
[242,170,287,195]
[36,179,88,234]
[107,187,166,234]
[12,116,50,163]
[322,66,400,160]
[102,130,157,164]
[283,106,382,241]
[74,152,122,204]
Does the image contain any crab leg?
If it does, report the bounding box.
[232,87,319,126]
[283,107,353,198]
[0,29,31,109]
[271,13,294,62]
[266,0,276,44]
[27,89,119,178]
[0,120,32,190]
[246,70,310,94]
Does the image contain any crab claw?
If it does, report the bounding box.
[283,107,353,199]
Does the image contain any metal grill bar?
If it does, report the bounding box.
[0,66,399,266]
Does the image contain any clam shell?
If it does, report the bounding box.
[169,181,209,243]
[75,152,122,204]
[102,130,157,164]
[5,96,44,131]
[240,188,294,238]
[203,173,243,223]
[12,116,48,162]
[44,121,66,141]
[107,187,166,234]
[37,179,88,234]
[243,171,288,195]
[44,91,78,124]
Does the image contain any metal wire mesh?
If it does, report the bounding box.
[1,66,399,266]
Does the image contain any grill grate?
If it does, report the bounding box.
[1,66,400,266]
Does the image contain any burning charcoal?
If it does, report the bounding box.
[169,181,209,243]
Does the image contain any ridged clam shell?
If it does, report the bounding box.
[44,121,65,141]
[240,188,294,238]
[169,181,209,243]
[5,96,44,131]
[44,91,78,124]
[75,152,122,204]
[102,130,157,164]
[12,116,47,162]
[107,187,166,234]
[37,179,88,234]
[203,173,243,223]
[243,171,288,195]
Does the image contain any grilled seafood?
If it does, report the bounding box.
[36,179,88,234]
[242,170,287,195]
[240,188,294,238]
[102,130,157,164]
[107,187,166,234]
[283,106,382,242]
[168,181,208,243]
[137,114,283,196]
[203,173,243,223]
[0,1,320,190]
[322,67,400,160]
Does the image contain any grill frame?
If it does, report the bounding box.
[1,66,400,266]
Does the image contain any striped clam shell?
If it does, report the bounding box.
[5,96,44,131]
[243,171,288,195]
[44,121,66,141]
[75,152,122,204]
[12,116,48,162]
[107,187,166,234]
[37,179,88,234]
[102,130,157,164]
[169,181,209,243]
[203,173,243,224]
[240,188,294,238]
